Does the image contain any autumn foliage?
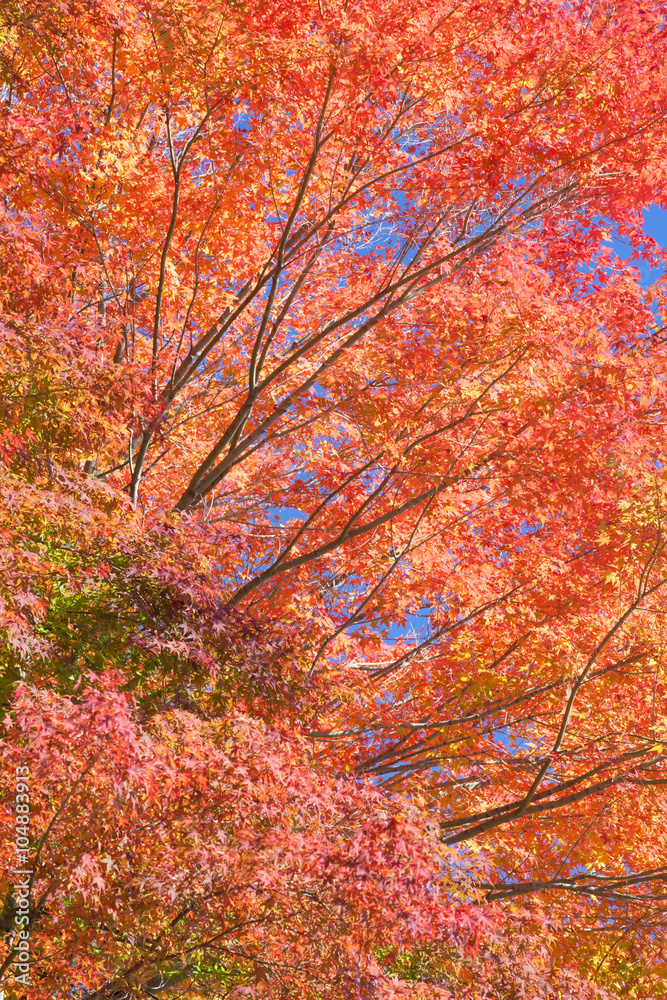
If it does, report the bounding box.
[2,0,667,996]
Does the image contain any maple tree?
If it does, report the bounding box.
[2,0,667,996]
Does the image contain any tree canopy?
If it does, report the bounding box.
[2,0,667,997]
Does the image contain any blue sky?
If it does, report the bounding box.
[643,205,667,247]
[612,205,667,284]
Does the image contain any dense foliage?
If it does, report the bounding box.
[2,0,667,996]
